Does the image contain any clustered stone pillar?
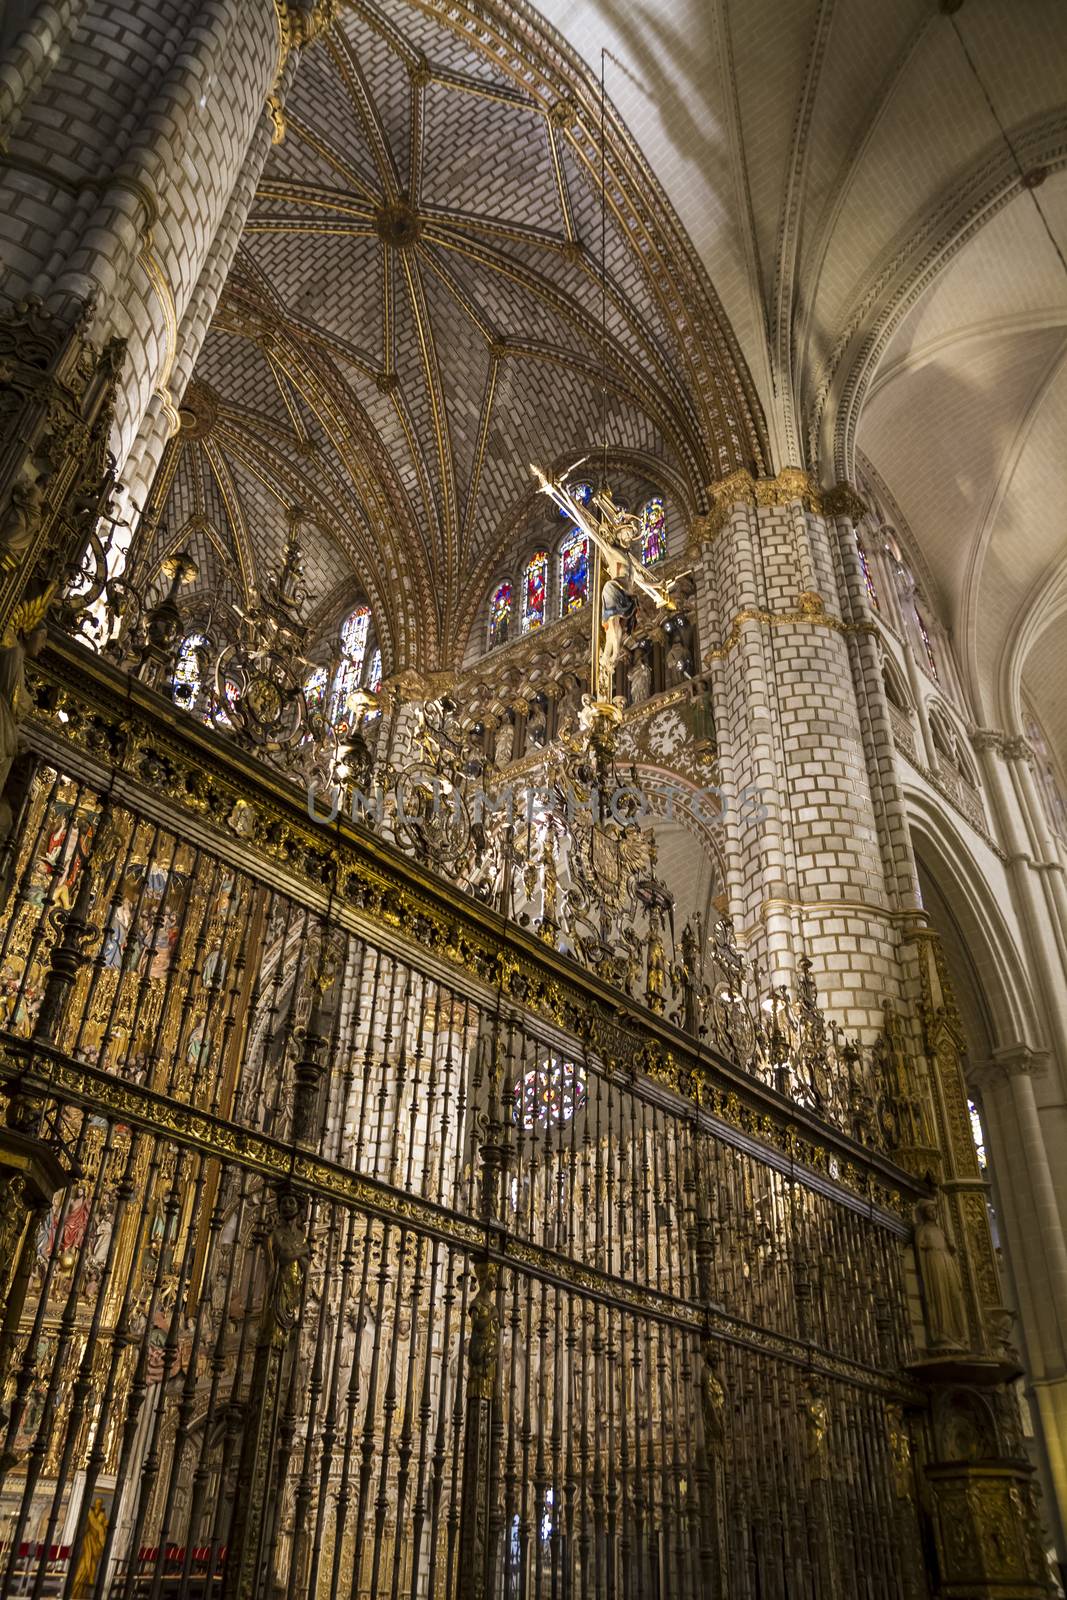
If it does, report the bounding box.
[0,0,337,636]
[695,466,1053,1596]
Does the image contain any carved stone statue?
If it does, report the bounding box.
[628,651,652,706]
[264,1191,311,1343]
[556,671,583,731]
[0,586,52,845]
[914,1198,968,1350]
[0,466,47,574]
[666,635,691,682]
[525,699,547,748]
[493,717,514,767]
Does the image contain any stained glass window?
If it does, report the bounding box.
[329,605,371,725]
[968,1098,987,1172]
[488,580,513,648]
[304,666,328,711]
[641,496,666,565]
[513,1058,587,1130]
[367,647,382,694]
[521,552,548,633]
[856,534,878,609]
[557,481,592,517]
[558,529,589,615]
[915,606,938,681]
[173,633,208,710]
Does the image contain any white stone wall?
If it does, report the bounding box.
[0,0,279,470]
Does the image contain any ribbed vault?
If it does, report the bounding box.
[134,0,766,672]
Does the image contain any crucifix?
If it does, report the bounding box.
[531,463,678,702]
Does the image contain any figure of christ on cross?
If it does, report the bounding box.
[530,464,678,699]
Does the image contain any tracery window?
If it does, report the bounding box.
[521,552,548,633]
[513,1057,587,1130]
[641,495,666,565]
[328,605,371,726]
[172,633,208,710]
[488,580,513,648]
[915,605,938,681]
[558,528,589,615]
[856,532,878,610]
[557,481,592,517]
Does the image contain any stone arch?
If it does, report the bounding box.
[904,781,1037,1060]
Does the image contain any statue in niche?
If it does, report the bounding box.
[264,1191,311,1343]
[666,632,692,682]
[628,650,652,706]
[914,1198,968,1350]
[493,716,514,768]
[556,671,583,732]
[0,466,47,575]
[525,699,547,749]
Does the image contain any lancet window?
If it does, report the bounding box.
[558,528,589,615]
[488,580,513,647]
[328,604,371,726]
[521,552,548,633]
[641,495,666,564]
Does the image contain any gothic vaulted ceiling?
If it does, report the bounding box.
[145,0,1067,759]
[141,0,766,673]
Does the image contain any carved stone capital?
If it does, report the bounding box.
[970,1044,1048,1088]
[970,728,1005,755]
[1000,736,1033,764]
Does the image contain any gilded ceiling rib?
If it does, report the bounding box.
[201,435,258,604]
[546,118,577,245]
[255,181,379,220]
[327,29,401,201]
[770,0,836,467]
[260,357,436,658]
[422,227,705,477]
[400,249,458,588]
[381,240,394,375]
[262,350,311,446]
[405,0,767,473]
[407,58,425,204]
[242,217,379,238]
[217,423,398,654]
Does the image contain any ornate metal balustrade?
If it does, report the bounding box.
[0,633,955,1600]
